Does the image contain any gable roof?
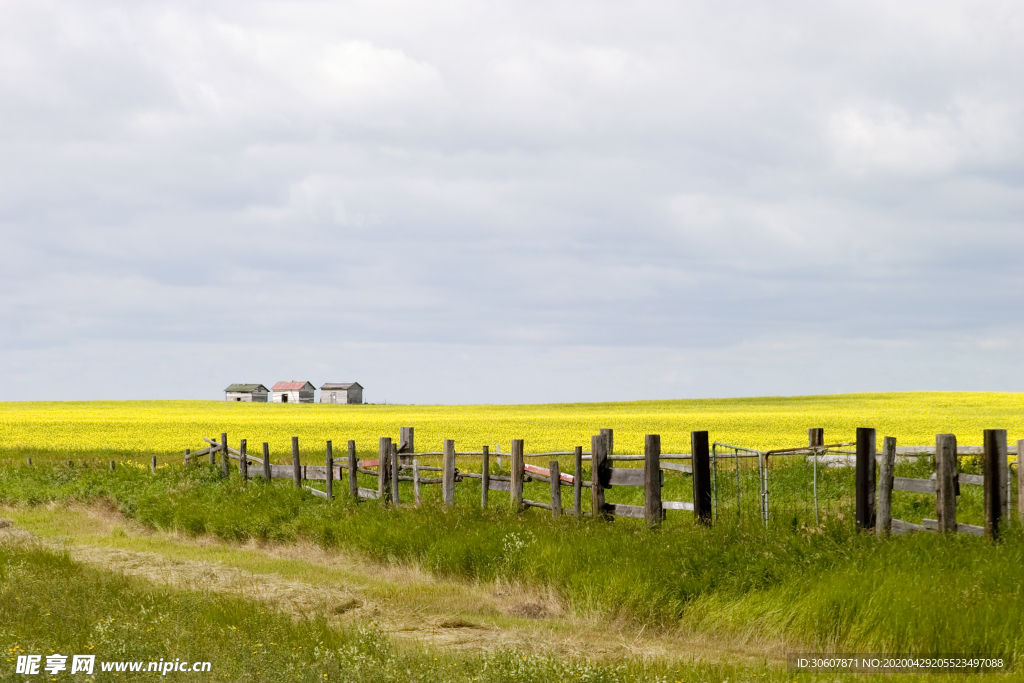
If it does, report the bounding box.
[320,382,362,390]
[225,384,268,393]
[272,381,315,391]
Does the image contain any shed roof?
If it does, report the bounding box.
[320,382,362,390]
[225,384,268,393]
[272,381,315,391]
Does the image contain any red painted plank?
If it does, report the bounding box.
[524,462,574,483]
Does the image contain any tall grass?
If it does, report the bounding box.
[1,461,1021,661]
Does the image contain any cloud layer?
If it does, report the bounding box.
[1,1,1021,402]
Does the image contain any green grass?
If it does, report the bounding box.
[1,461,1022,667]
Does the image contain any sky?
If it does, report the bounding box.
[1,0,1021,404]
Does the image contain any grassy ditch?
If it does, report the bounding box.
[1,462,1022,664]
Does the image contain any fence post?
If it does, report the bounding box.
[27,458,32,466]
[239,440,248,482]
[209,438,215,465]
[600,428,614,457]
[291,436,302,489]
[413,459,422,505]
[511,439,524,511]
[877,436,896,535]
[221,433,230,478]
[262,443,271,481]
[644,434,662,528]
[1019,439,1024,523]
[808,428,824,449]
[590,434,608,519]
[185,448,191,464]
[442,439,456,506]
[855,428,876,529]
[151,456,157,473]
[325,441,333,500]
[550,460,562,517]
[984,429,1007,540]
[936,433,958,533]
[573,446,583,516]
[692,431,712,525]
[481,445,490,508]
[348,440,358,500]
[109,460,115,471]
[391,442,400,505]
[378,437,392,503]
[400,427,415,467]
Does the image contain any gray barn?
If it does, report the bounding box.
[272,381,316,403]
[224,384,269,402]
[320,382,363,404]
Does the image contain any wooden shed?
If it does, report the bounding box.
[224,384,269,402]
[271,381,315,404]
[320,382,363,404]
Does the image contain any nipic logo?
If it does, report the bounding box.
[14,654,211,675]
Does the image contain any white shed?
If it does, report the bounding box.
[320,382,363,404]
[271,381,315,403]
[224,384,269,402]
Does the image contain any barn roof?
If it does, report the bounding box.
[225,384,268,393]
[272,381,315,391]
[320,382,362,390]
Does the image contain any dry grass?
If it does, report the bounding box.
[3,503,782,667]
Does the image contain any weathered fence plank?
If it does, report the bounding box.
[984,429,1007,539]
[325,441,333,500]
[893,477,935,493]
[923,518,984,536]
[549,460,562,517]
[607,467,645,487]
[876,436,896,535]
[591,433,608,519]
[607,503,644,519]
[413,459,422,505]
[291,436,302,489]
[443,439,456,506]
[644,434,662,528]
[511,439,524,510]
[936,433,958,533]
[692,431,712,525]
[855,427,876,529]
[480,445,489,509]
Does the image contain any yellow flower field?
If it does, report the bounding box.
[0,392,1021,462]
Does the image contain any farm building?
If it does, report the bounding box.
[320,382,363,404]
[271,381,315,403]
[224,384,269,402]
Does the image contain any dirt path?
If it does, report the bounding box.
[1,504,785,666]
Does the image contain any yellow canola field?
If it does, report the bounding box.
[0,392,1021,461]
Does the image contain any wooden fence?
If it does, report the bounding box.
[183,427,1023,535]
[184,428,710,527]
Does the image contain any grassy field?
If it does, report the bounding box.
[1,392,1022,464]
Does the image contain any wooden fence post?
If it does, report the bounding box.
[209,439,215,465]
[413,459,422,505]
[109,460,115,471]
[291,436,302,489]
[511,439,524,511]
[936,433,958,533]
[348,440,358,500]
[325,441,333,500]
[221,433,230,478]
[573,446,583,516]
[481,445,490,508]
[443,439,456,506]
[378,437,392,503]
[692,431,712,525]
[855,428,876,529]
[391,442,400,505]
[262,443,271,481]
[601,428,614,457]
[590,434,608,519]
[1018,439,1024,523]
[808,428,824,449]
[185,448,191,464]
[400,427,414,467]
[550,460,562,517]
[876,436,896,535]
[984,429,1007,540]
[26,458,32,466]
[151,456,157,473]
[239,440,248,482]
[644,434,662,528]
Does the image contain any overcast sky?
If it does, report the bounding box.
[1,1,1021,404]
